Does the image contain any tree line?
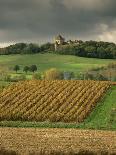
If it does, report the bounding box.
[14,65,37,73]
[56,40,116,59]
[0,43,54,55]
[0,40,116,59]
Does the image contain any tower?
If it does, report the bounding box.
[54,35,65,51]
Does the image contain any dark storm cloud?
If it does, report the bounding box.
[0,0,116,46]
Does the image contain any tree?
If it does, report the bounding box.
[40,42,54,52]
[44,68,63,80]
[23,43,40,54]
[85,46,96,58]
[30,65,37,73]
[23,66,29,74]
[97,47,106,58]
[13,65,20,73]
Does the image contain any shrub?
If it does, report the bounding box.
[44,68,64,80]
[32,73,42,80]
[13,65,20,73]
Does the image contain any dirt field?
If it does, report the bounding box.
[0,128,116,154]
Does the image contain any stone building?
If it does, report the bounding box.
[55,35,65,45]
[54,35,65,51]
[54,34,82,51]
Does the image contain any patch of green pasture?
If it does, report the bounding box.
[80,86,116,130]
[10,73,32,79]
[0,53,115,74]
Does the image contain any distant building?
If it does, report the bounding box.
[54,35,65,51]
[55,35,65,45]
[54,34,82,51]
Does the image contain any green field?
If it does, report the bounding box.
[80,86,116,130]
[0,86,115,130]
[0,53,115,75]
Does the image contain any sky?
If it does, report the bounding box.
[0,0,116,47]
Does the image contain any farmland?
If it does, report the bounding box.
[0,80,111,123]
[0,82,115,130]
[0,128,116,155]
[0,54,115,154]
[0,67,116,154]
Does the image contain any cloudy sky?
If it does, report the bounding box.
[0,0,116,47]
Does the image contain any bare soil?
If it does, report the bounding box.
[0,128,116,155]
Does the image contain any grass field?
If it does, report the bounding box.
[0,53,115,74]
[80,86,116,130]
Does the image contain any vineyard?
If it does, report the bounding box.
[0,80,111,123]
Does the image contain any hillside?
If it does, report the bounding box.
[0,40,116,59]
[0,53,115,74]
[0,80,111,123]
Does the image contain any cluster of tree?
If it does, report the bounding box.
[0,42,54,55]
[56,41,116,59]
[13,65,38,73]
[0,40,116,59]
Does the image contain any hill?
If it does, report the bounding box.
[0,53,115,74]
[0,80,110,123]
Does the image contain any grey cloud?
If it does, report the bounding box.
[0,0,116,46]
